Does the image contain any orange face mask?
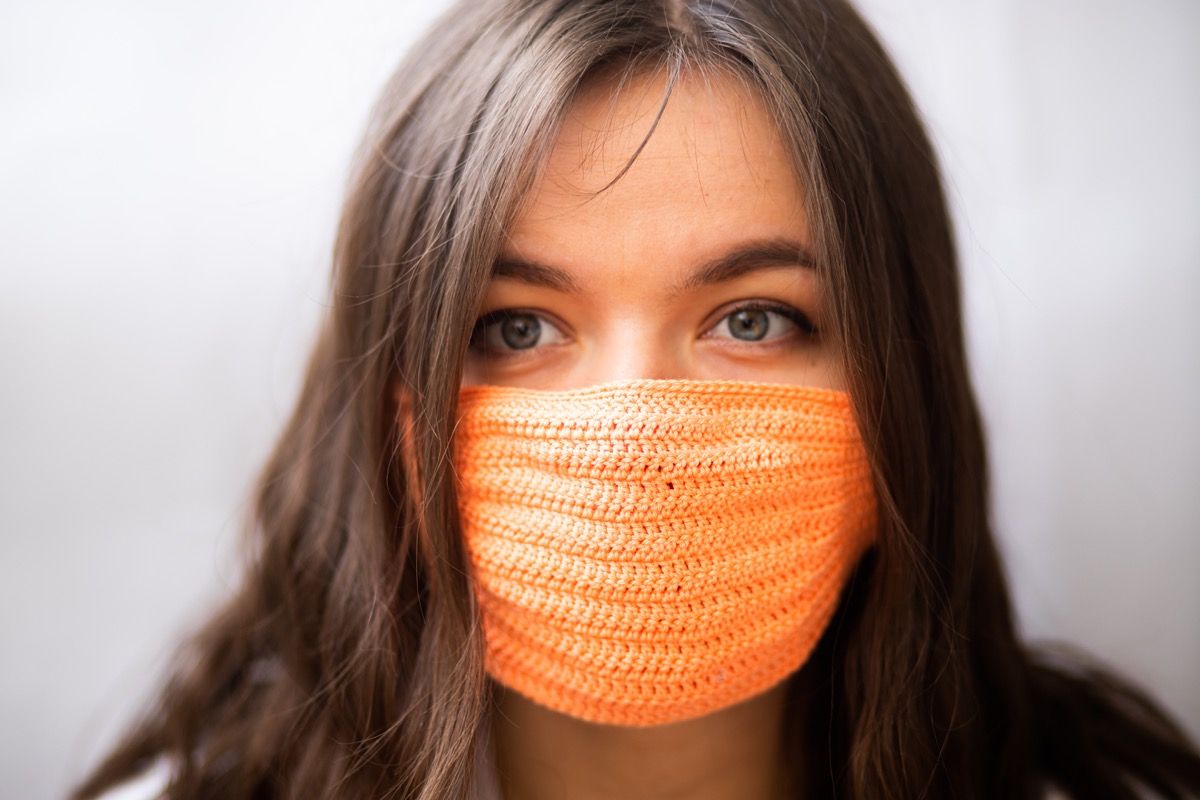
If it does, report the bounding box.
[449,377,878,727]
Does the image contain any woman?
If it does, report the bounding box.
[72,0,1200,798]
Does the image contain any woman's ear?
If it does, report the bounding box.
[391,381,430,523]
[392,382,417,443]
[392,380,412,414]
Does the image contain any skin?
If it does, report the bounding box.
[460,65,843,394]
[464,65,842,799]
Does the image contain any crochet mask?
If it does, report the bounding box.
[448,377,878,727]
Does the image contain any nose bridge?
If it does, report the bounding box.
[586,315,691,385]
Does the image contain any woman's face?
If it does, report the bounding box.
[461,66,843,392]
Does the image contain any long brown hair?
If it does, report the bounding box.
[70,1,1200,797]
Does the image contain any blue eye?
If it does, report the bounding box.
[467,302,818,360]
[468,309,568,357]
[706,302,817,344]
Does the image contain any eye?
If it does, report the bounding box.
[467,309,568,358]
[704,301,818,345]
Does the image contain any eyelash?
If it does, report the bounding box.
[467,301,819,359]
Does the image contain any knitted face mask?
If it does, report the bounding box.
[448,377,878,727]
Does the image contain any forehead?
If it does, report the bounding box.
[502,65,810,284]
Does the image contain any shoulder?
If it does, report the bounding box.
[91,755,173,800]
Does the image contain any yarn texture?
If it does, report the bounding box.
[450,377,878,727]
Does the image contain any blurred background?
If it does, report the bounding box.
[2,1,1197,797]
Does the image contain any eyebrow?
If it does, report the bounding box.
[490,237,816,298]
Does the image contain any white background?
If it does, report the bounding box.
[2,2,1197,798]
